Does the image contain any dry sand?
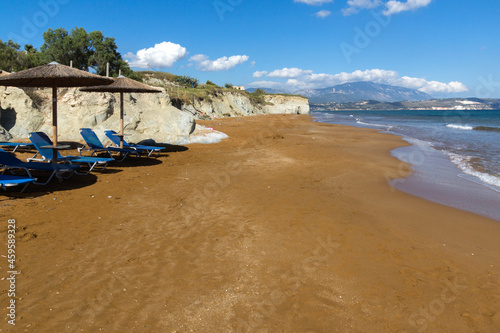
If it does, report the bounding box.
[1,114,499,332]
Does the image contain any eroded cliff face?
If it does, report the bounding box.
[263,95,309,115]
[0,86,195,144]
[181,91,309,119]
[0,87,309,144]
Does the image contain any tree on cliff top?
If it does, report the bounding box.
[0,40,42,72]
[40,27,140,80]
[0,40,22,72]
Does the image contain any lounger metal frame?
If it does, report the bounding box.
[79,128,140,162]
[104,130,165,158]
[0,142,35,153]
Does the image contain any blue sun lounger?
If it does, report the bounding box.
[0,174,36,192]
[104,130,165,157]
[28,132,114,174]
[79,128,140,161]
[0,142,35,153]
[0,148,79,185]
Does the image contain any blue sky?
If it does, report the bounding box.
[1,0,500,98]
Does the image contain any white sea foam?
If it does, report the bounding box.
[446,152,500,191]
[312,113,339,121]
[403,137,435,148]
[446,124,473,130]
[356,120,392,130]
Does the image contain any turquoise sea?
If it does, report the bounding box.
[312,109,500,221]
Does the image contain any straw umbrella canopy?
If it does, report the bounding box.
[80,75,162,148]
[0,62,113,161]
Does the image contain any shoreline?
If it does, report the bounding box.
[391,141,500,221]
[1,114,499,332]
[311,110,500,222]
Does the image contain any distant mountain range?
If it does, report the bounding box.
[311,98,500,111]
[249,81,434,103]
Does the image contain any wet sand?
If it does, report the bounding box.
[1,114,499,332]
[391,143,500,221]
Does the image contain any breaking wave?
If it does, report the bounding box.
[446,152,500,191]
[446,124,473,130]
[447,124,500,133]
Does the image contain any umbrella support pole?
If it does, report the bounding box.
[120,92,124,149]
[52,84,58,163]
[79,76,161,151]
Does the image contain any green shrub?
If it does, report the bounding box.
[176,75,199,88]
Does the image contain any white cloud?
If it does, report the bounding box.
[396,76,467,94]
[189,54,249,71]
[383,0,432,15]
[342,0,432,16]
[253,71,268,78]
[248,80,285,89]
[189,54,207,63]
[267,67,314,78]
[294,0,333,5]
[343,0,382,15]
[315,10,332,18]
[249,68,468,94]
[125,41,188,69]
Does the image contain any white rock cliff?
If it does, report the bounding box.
[181,91,309,119]
[0,86,309,144]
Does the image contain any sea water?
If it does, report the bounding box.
[312,110,500,221]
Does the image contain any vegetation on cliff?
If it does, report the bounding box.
[138,71,275,108]
[0,27,139,80]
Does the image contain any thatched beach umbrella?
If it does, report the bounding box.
[80,75,162,148]
[0,62,113,161]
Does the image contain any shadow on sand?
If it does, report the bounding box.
[1,142,190,197]
[153,144,189,153]
[1,172,99,198]
[107,156,165,168]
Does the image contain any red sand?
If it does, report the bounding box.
[1,115,499,332]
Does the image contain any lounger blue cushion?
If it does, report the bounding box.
[0,174,36,192]
[29,132,114,173]
[0,148,79,185]
[0,174,36,187]
[79,128,139,161]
